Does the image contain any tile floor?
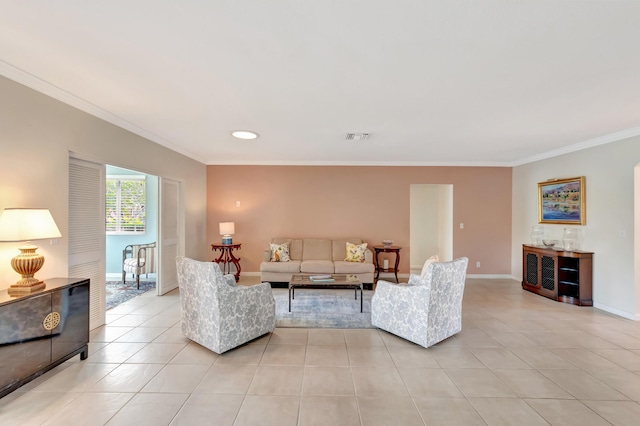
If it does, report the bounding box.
[1,277,640,425]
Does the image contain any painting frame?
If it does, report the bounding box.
[538,176,586,225]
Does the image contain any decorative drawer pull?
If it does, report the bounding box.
[43,312,61,331]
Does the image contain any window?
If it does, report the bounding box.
[106,175,146,234]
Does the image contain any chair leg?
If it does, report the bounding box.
[122,271,126,284]
[136,274,140,290]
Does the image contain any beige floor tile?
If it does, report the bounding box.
[351,366,409,397]
[587,370,640,401]
[469,397,549,425]
[455,329,503,348]
[307,329,346,346]
[493,369,573,399]
[248,333,272,345]
[248,365,304,395]
[305,345,350,366]
[302,366,355,396]
[90,326,134,343]
[153,326,191,344]
[268,328,309,345]
[446,368,517,397]
[42,392,133,426]
[357,397,424,426]
[551,348,625,370]
[470,347,533,369]
[539,369,629,400]
[484,331,539,348]
[0,391,81,426]
[194,364,257,394]
[107,314,155,327]
[234,395,300,426]
[114,326,168,343]
[299,395,360,426]
[590,348,640,371]
[525,399,610,426]
[89,363,164,393]
[84,342,146,363]
[260,344,307,365]
[344,329,385,346]
[378,330,417,347]
[347,346,394,367]
[413,397,486,425]
[170,341,219,365]
[140,310,181,327]
[598,332,640,350]
[105,392,189,426]
[32,362,118,393]
[398,368,463,397]
[387,346,440,368]
[522,331,584,348]
[141,364,209,393]
[509,347,579,370]
[169,393,244,426]
[215,343,266,365]
[124,342,187,364]
[429,346,485,368]
[582,400,640,426]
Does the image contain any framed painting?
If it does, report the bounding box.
[538,176,586,225]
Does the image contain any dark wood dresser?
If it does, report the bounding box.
[0,278,90,398]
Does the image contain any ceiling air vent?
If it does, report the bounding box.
[346,133,369,141]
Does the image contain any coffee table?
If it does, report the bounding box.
[289,274,363,313]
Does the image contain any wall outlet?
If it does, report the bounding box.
[476,261,480,268]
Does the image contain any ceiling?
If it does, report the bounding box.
[1,1,639,166]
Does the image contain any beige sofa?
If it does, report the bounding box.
[260,238,374,285]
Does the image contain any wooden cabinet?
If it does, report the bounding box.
[522,245,592,306]
[0,278,89,398]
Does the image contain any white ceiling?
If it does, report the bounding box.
[1,1,639,166]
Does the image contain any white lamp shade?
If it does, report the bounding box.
[0,208,62,242]
[219,222,235,235]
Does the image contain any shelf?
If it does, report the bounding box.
[559,281,578,286]
[559,267,578,273]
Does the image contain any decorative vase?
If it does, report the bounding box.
[531,225,544,246]
[562,228,578,251]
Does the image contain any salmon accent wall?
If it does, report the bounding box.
[206,165,512,277]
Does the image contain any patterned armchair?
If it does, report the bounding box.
[176,256,276,354]
[371,257,468,348]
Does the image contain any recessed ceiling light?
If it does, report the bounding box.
[231,130,259,140]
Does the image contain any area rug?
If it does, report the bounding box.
[105,281,156,310]
[272,288,374,328]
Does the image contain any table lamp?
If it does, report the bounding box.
[219,222,235,244]
[0,208,62,294]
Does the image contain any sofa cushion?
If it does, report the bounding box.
[260,260,302,273]
[271,238,303,260]
[332,238,362,261]
[345,242,368,262]
[334,260,375,274]
[302,239,332,261]
[269,242,291,262]
[300,260,334,274]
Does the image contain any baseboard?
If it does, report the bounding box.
[466,274,518,280]
[593,302,638,321]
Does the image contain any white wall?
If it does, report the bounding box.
[512,136,640,319]
[0,76,208,292]
[410,184,453,269]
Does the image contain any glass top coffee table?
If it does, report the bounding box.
[289,274,363,313]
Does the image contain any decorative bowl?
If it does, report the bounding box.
[542,239,556,248]
[382,239,394,247]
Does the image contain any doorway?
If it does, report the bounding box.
[409,184,453,273]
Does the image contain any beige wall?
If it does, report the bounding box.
[512,135,640,319]
[207,165,512,276]
[0,76,208,291]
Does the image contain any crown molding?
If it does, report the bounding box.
[205,159,512,167]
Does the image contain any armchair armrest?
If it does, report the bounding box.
[263,249,271,262]
[365,248,373,264]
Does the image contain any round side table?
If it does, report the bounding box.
[373,245,401,283]
[211,243,242,282]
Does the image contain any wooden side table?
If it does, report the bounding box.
[211,243,242,282]
[373,245,401,283]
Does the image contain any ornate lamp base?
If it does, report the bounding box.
[8,243,47,295]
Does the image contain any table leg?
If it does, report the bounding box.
[228,249,242,282]
[289,286,292,312]
[374,250,381,282]
[360,286,363,312]
[394,251,400,283]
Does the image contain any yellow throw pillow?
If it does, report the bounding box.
[345,242,367,262]
[270,242,291,262]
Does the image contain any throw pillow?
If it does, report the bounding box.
[270,242,291,262]
[420,254,439,280]
[345,242,368,262]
